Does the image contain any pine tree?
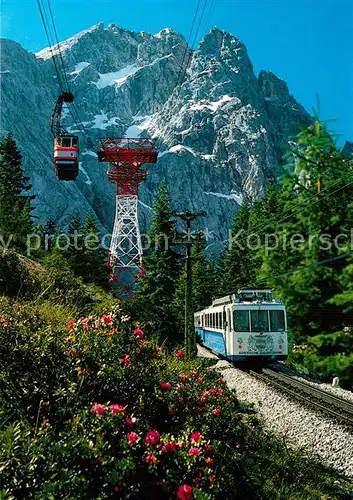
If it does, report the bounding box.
[260,120,353,340]
[172,235,216,332]
[138,181,180,341]
[0,134,35,249]
[59,214,107,286]
[218,198,253,294]
[43,218,57,253]
[80,214,107,286]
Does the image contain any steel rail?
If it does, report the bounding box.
[197,343,353,428]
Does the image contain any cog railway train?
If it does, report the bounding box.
[195,288,288,362]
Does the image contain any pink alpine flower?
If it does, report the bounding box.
[206,457,216,467]
[110,404,126,415]
[126,432,139,446]
[67,320,75,329]
[145,429,160,446]
[188,447,200,456]
[91,404,105,416]
[124,416,136,427]
[179,373,188,382]
[204,444,213,455]
[145,452,158,465]
[119,354,132,367]
[176,484,193,500]
[197,377,205,383]
[83,323,91,331]
[212,408,221,417]
[190,370,198,377]
[176,349,185,359]
[217,376,225,384]
[101,314,113,326]
[133,327,144,339]
[190,431,202,443]
[161,441,177,453]
[160,381,172,391]
[63,347,77,357]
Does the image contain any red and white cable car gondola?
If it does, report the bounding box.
[51,91,79,181]
[54,134,79,181]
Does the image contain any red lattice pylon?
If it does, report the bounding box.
[98,138,158,298]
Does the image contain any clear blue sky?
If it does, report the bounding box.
[1,0,352,144]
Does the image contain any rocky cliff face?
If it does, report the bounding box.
[0,23,313,251]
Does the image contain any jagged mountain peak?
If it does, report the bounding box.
[1,22,314,253]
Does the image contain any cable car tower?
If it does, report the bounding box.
[98,138,158,298]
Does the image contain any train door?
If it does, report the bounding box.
[224,306,232,355]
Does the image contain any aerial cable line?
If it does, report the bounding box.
[228,175,353,253]
[46,0,71,92]
[249,250,353,288]
[45,0,88,136]
[36,0,65,91]
[174,0,202,91]
[190,0,210,49]
[204,0,217,30]
[177,0,211,92]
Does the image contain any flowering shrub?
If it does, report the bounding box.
[0,297,352,498]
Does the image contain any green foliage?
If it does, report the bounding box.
[217,120,353,385]
[0,134,35,250]
[41,213,108,288]
[173,236,216,333]
[137,181,181,342]
[0,301,351,498]
[260,121,353,340]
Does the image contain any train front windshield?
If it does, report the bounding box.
[234,309,285,332]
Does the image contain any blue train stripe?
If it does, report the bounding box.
[196,328,226,355]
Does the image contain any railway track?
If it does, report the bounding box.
[198,343,353,428]
[250,368,353,428]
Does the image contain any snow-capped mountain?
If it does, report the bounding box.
[0,23,313,251]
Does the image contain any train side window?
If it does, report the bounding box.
[250,310,269,332]
[213,313,216,328]
[215,313,218,329]
[270,310,285,332]
[219,312,222,328]
[234,310,250,332]
[223,311,227,328]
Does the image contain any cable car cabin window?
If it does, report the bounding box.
[223,311,226,328]
[61,137,71,147]
[219,312,222,328]
[215,313,218,329]
[250,310,269,332]
[71,137,78,147]
[213,313,216,328]
[234,310,250,332]
[270,310,285,332]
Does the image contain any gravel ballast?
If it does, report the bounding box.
[198,345,353,478]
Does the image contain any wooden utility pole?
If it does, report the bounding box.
[172,210,206,358]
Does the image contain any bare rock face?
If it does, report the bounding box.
[0,23,312,250]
